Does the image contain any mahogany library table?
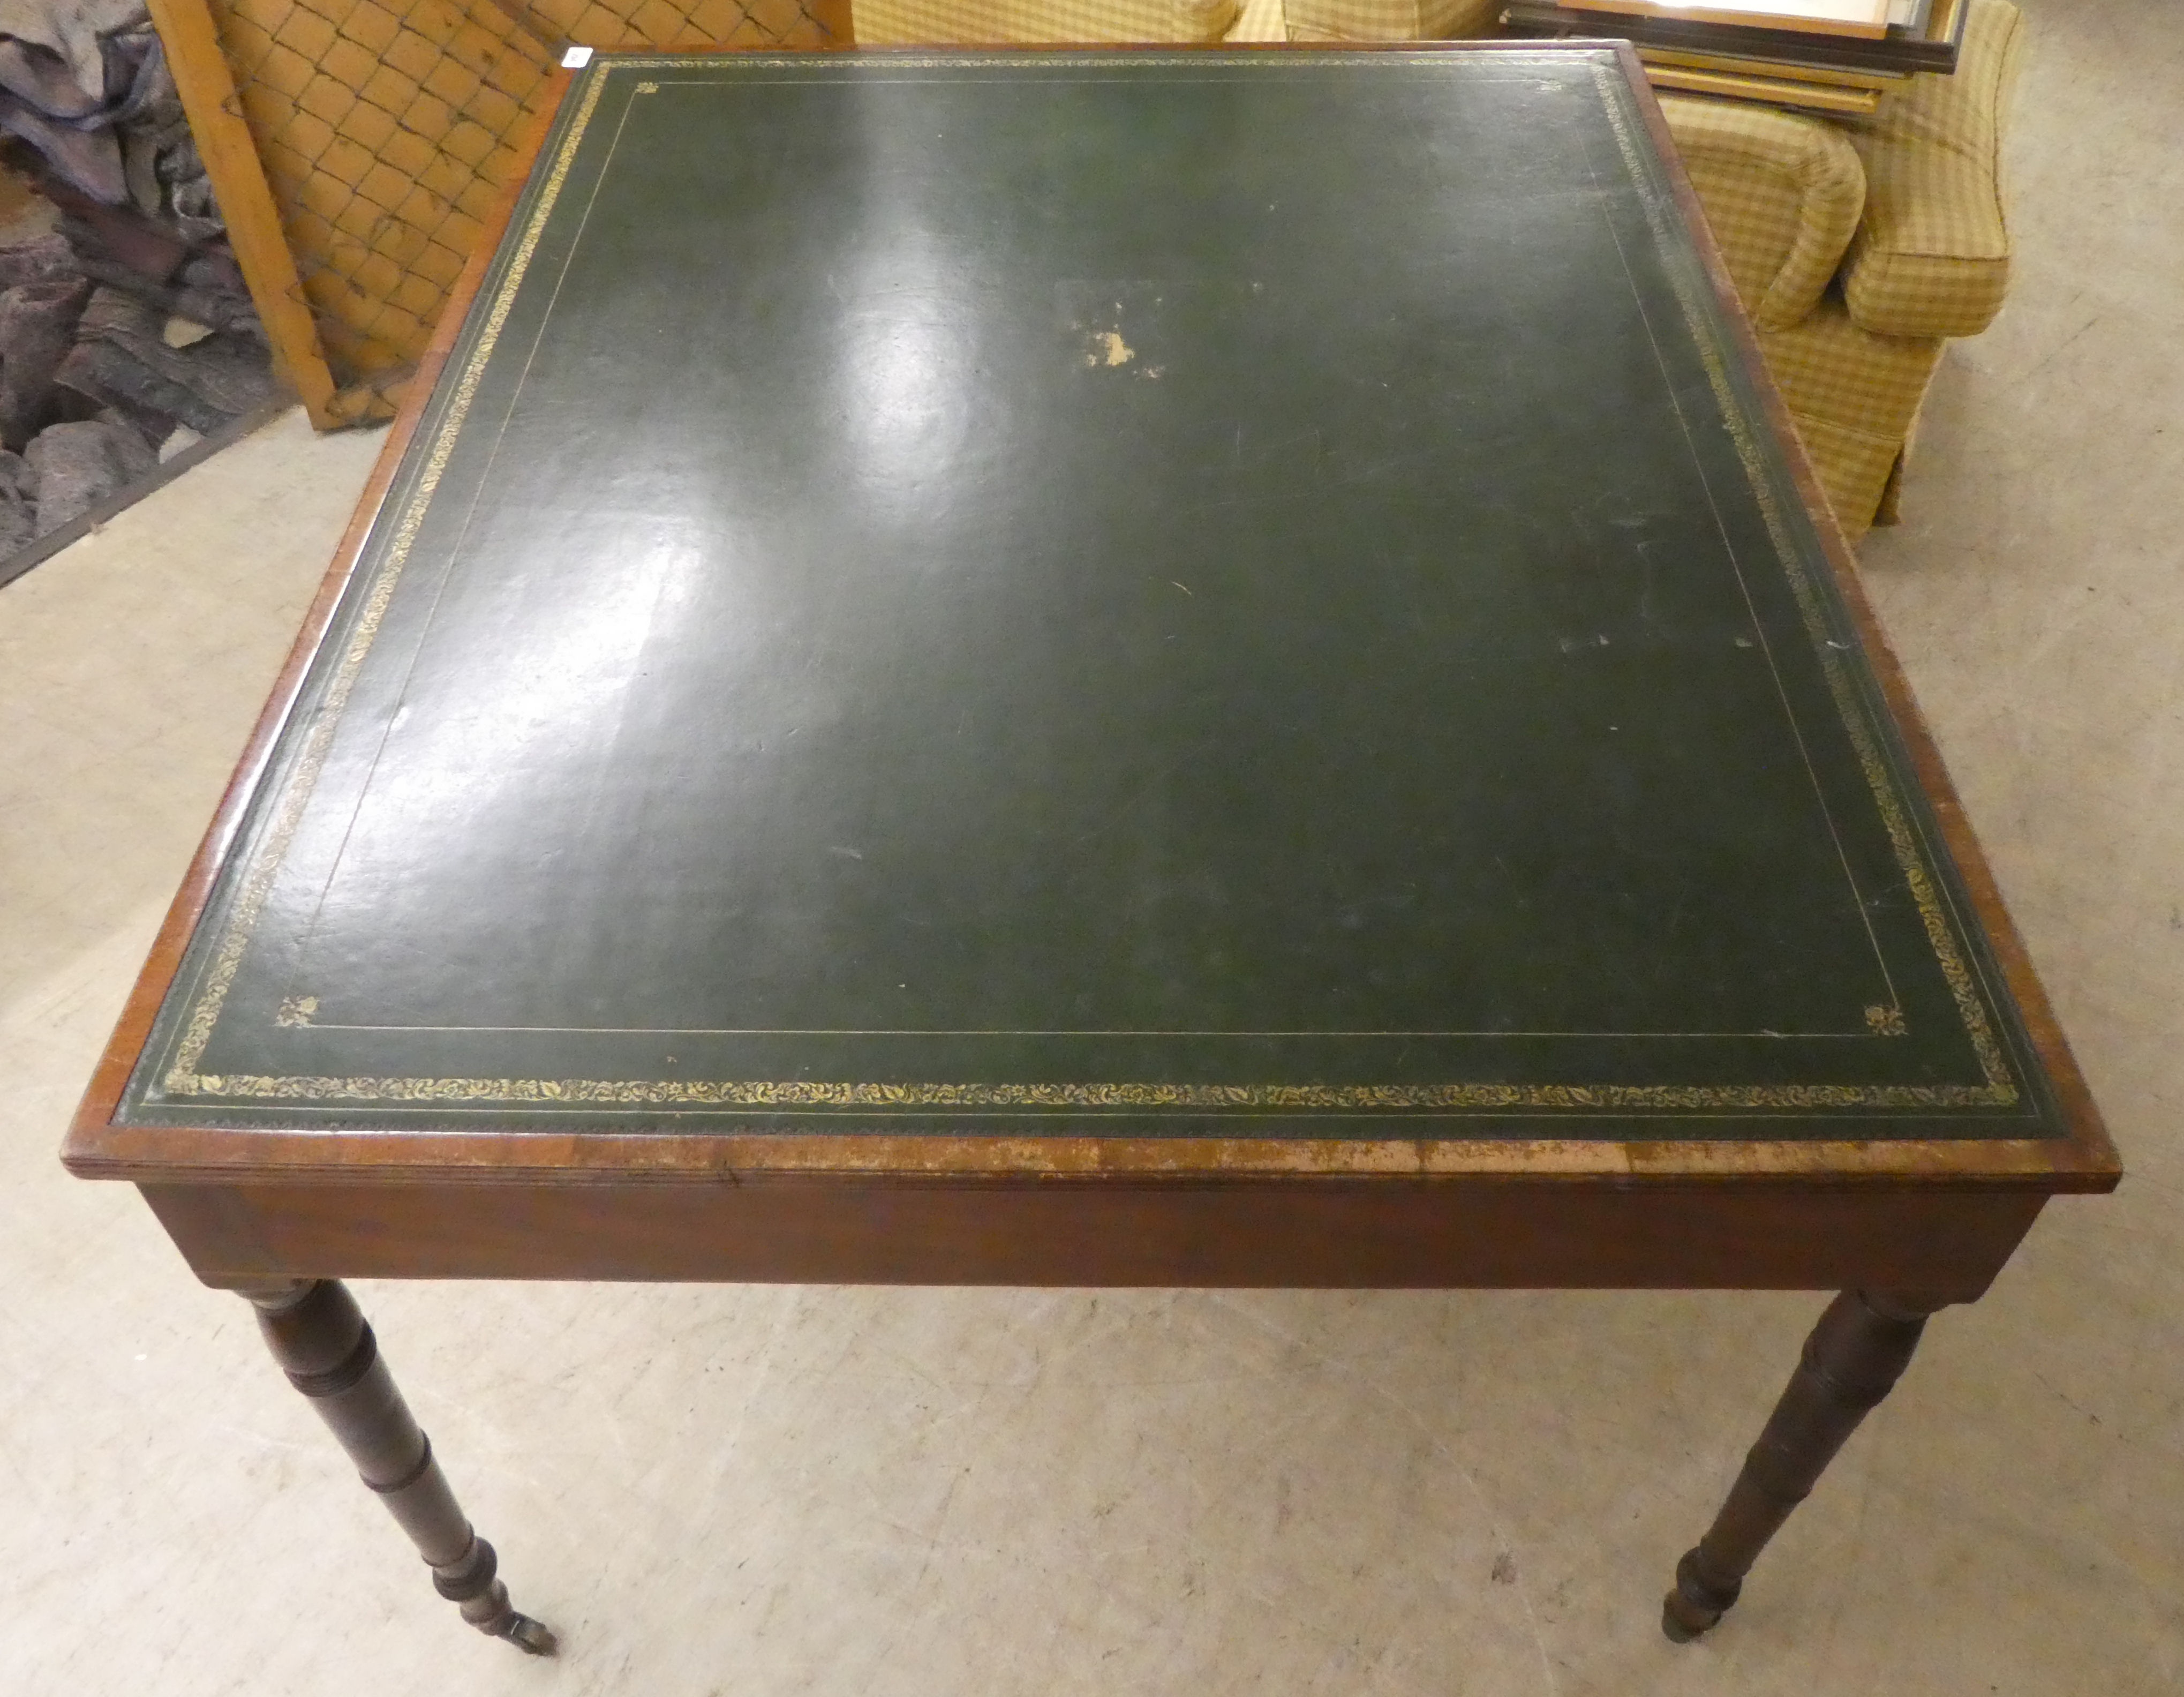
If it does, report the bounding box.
[67,44,2118,1655]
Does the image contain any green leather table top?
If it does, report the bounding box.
[118,49,2064,1142]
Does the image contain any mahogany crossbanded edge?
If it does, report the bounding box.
[62,47,2117,1199]
[1621,46,2115,1190]
[62,73,570,1174]
[140,1176,2047,1293]
[68,1127,2120,1188]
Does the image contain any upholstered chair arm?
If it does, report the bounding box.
[1835,0,2026,340]
[1656,95,1868,334]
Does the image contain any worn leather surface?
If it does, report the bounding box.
[121,50,2062,1139]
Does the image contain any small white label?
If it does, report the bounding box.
[561,44,593,67]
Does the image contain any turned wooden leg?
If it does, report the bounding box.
[243,1280,556,1654]
[1662,1288,1952,1642]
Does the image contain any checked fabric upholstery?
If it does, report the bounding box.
[1660,0,2027,532]
[849,0,2028,537]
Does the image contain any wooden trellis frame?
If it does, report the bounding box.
[148,0,852,430]
[150,0,347,426]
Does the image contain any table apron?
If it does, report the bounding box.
[139,1177,2047,1296]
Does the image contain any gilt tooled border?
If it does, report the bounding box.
[180,1077,2008,1110]
[155,55,2018,1117]
[1587,64,2015,1106]
[161,67,614,1094]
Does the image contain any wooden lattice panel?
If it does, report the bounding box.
[159,0,849,424]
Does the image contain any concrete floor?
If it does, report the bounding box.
[3,2,2178,1689]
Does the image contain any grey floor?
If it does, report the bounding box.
[4,2,2179,1690]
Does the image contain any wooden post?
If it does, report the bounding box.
[147,0,344,429]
